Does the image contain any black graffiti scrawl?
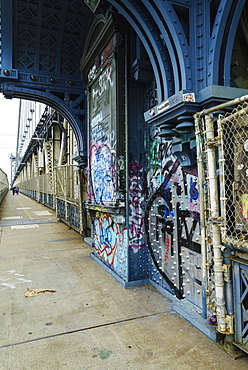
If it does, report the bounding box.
[145,148,201,301]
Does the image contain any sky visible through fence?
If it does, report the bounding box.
[0,95,19,182]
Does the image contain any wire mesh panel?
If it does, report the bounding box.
[55,165,80,202]
[219,102,248,247]
[55,166,66,198]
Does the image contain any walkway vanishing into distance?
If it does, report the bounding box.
[0,192,248,369]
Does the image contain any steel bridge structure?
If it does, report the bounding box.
[1,0,248,356]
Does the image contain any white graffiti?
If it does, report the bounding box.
[0,270,32,291]
[92,64,114,103]
[129,160,145,252]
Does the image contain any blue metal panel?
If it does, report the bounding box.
[233,260,248,349]
[57,199,66,220]
[0,0,18,78]
[68,203,80,229]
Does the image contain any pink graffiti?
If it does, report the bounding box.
[164,235,170,265]
[129,161,145,251]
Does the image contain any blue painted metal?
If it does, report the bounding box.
[233,260,248,348]
[207,0,246,86]
[108,0,173,102]
[192,0,211,92]
[57,199,66,220]
[142,0,189,92]
[0,0,18,78]
[68,203,80,230]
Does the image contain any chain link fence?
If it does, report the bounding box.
[218,101,248,247]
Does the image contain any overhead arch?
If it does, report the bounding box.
[207,0,246,86]
[2,84,87,166]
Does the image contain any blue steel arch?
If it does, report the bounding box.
[108,0,177,102]
[0,0,95,166]
[208,0,247,86]
[220,0,247,86]
[2,85,87,166]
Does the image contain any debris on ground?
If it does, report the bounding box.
[25,288,56,297]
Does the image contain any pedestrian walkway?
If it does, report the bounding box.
[0,192,248,370]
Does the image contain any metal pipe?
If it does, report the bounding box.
[194,113,207,319]
[217,116,226,238]
[221,105,248,123]
[205,114,227,332]
[223,251,234,315]
[199,94,248,117]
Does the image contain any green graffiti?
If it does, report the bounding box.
[150,139,160,175]
[92,347,112,359]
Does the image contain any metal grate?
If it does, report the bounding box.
[218,102,248,246]
[240,267,248,346]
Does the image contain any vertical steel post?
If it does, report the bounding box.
[78,167,84,235]
[205,113,227,332]
[124,33,129,282]
[194,113,207,319]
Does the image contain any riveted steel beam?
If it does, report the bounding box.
[108,0,174,102]
[207,0,246,86]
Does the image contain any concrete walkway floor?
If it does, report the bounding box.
[0,192,248,370]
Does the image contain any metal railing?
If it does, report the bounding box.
[0,169,9,204]
[15,164,87,234]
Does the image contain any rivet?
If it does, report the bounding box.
[3,69,10,76]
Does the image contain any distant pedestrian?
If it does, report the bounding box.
[12,187,16,195]
[15,186,19,195]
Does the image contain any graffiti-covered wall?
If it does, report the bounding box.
[83,19,128,279]
[145,131,202,306]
